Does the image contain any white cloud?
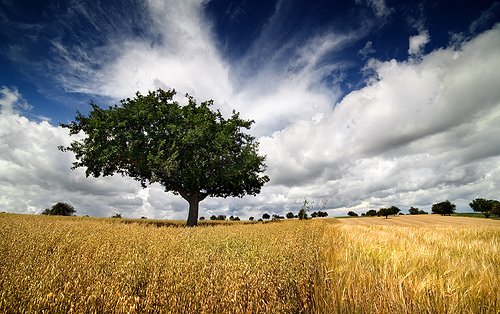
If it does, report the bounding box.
[408,30,430,56]
[258,24,500,213]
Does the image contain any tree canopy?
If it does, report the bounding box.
[42,202,76,216]
[469,198,499,218]
[60,89,269,226]
[431,200,456,216]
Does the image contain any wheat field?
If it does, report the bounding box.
[1,213,499,313]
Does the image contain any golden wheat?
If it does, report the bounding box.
[319,222,500,313]
[1,213,498,313]
[0,214,323,313]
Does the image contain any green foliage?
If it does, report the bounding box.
[491,202,500,217]
[432,200,456,216]
[365,209,377,217]
[316,211,328,218]
[111,213,122,218]
[469,198,499,218]
[59,88,269,226]
[286,212,295,219]
[41,202,76,216]
[199,217,205,221]
[262,213,270,220]
[249,217,254,221]
[409,207,428,215]
[347,211,358,217]
[377,206,400,218]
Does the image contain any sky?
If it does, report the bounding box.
[1,0,500,219]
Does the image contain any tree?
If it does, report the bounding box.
[311,211,318,218]
[210,215,217,221]
[286,212,295,219]
[42,202,76,216]
[262,213,270,220]
[347,211,358,217]
[217,215,226,221]
[409,207,419,215]
[249,216,254,221]
[199,216,205,220]
[469,198,498,218]
[317,211,328,217]
[388,206,400,216]
[377,208,390,218]
[409,207,427,215]
[432,200,456,216]
[60,89,269,227]
[111,213,122,218]
[491,202,500,217]
[365,209,377,216]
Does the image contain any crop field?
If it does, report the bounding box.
[1,213,499,313]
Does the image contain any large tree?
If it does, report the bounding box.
[60,89,269,226]
[469,198,498,218]
[431,200,456,216]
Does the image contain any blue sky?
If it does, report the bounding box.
[1,0,499,219]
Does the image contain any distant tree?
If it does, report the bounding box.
[59,88,269,227]
[199,216,205,220]
[111,213,122,218]
[140,216,147,219]
[365,209,377,217]
[361,213,366,216]
[388,206,400,216]
[347,211,358,217]
[469,198,498,218]
[258,218,263,222]
[409,207,428,215]
[217,215,226,221]
[409,207,419,215]
[41,202,76,216]
[210,215,217,220]
[249,216,254,221]
[432,200,456,216]
[262,213,270,220]
[286,212,295,219]
[229,215,235,220]
[377,208,390,218]
[317,211,328,217]
[311,211,318,218]
[491,202,500,217]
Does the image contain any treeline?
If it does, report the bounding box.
[349,198,500,218]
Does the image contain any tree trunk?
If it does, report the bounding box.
[186,197,200,227]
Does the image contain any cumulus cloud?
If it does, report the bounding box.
[408,30,430,56]
[259,24,500,213]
